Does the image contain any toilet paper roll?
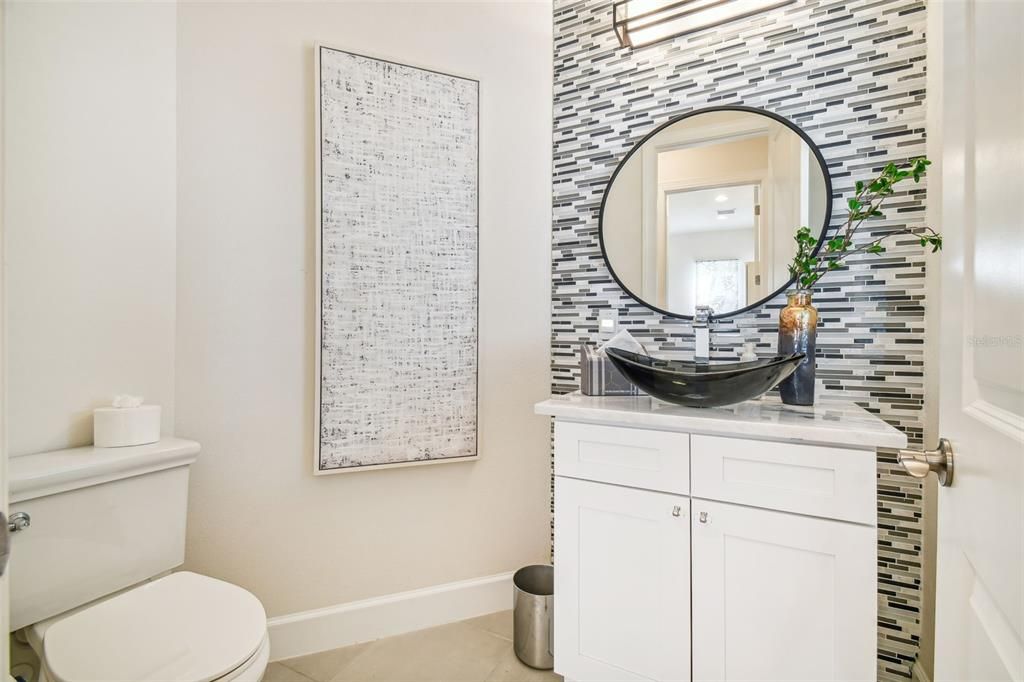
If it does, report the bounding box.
[93,405,161,448]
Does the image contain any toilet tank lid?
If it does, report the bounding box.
[9,437,200,503]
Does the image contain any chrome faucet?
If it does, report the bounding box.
[694,305,714,363]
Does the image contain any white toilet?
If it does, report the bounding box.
[8,439,269,682]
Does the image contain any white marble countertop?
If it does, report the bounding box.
[535,393,907,450]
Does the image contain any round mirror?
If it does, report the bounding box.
[599,106,832,319]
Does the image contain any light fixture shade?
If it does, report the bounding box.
[613,0,794,49]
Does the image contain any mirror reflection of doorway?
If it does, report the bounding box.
[601,108,830,318]
[665,183,759,312]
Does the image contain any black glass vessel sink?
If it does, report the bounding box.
[605,348,806,408]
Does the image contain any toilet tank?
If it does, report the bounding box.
[7,438,200,631]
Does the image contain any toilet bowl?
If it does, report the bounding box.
[29,572,269,682]
[7,440,269,682]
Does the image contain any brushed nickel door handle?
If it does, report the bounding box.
[898,438,954,487]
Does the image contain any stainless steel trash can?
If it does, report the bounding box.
[513,564,554,669]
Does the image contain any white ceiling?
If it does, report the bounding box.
[666,184,756,234]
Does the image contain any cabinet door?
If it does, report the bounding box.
[554,477,690,682]
[691,500,876,682]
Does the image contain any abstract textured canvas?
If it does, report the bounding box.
[315,46,478,473]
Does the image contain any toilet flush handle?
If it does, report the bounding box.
[0,512,7,578]
[8,511,31,533]
[0,511,30,578]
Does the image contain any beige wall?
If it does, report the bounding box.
[767,127,803,288]
[657,136,769,182]
[175,1,553,617]
[4,1,177,457]
[603,160,643,288]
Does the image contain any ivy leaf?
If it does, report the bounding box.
[866,244,886,254]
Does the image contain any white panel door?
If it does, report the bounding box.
[931,0,1024,679]
[0,2,8,665]
[554,477,690,682]
[691,500,876,682]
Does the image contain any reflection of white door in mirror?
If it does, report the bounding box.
[601,107,830,319]
[646,124,769,310]
[663,184,757,312]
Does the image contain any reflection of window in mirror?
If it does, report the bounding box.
[695,259,745,313]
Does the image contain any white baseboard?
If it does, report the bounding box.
[267,571,515,661]
[911,660,932,682]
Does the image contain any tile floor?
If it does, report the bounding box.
[268,611,562,682]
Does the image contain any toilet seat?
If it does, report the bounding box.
[41,572,267,682]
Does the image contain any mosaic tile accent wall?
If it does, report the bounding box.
[550,0,929,677]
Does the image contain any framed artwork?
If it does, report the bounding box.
[314,45,479,474]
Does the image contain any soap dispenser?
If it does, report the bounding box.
[740,342,757,362]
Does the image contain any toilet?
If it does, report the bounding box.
[7,439,269,682]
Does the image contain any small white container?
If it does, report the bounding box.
[93,405,161,448]
[740,342,758,362]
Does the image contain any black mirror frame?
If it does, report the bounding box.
[597,105,833,321]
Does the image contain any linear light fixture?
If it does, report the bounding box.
[613,0,794,49]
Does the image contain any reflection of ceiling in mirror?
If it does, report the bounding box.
[667,185,756,234]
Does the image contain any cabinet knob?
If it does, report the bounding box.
[699,511,710,524]
[672,505,682,517]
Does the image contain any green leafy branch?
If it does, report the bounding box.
[788,157,942,291]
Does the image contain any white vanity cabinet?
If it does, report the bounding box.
[690,499,876,681]
[554,477,690,682]
[538,394,908,682]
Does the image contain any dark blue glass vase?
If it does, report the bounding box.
[778,290,818,406]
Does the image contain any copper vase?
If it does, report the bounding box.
[778,290,818,405]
